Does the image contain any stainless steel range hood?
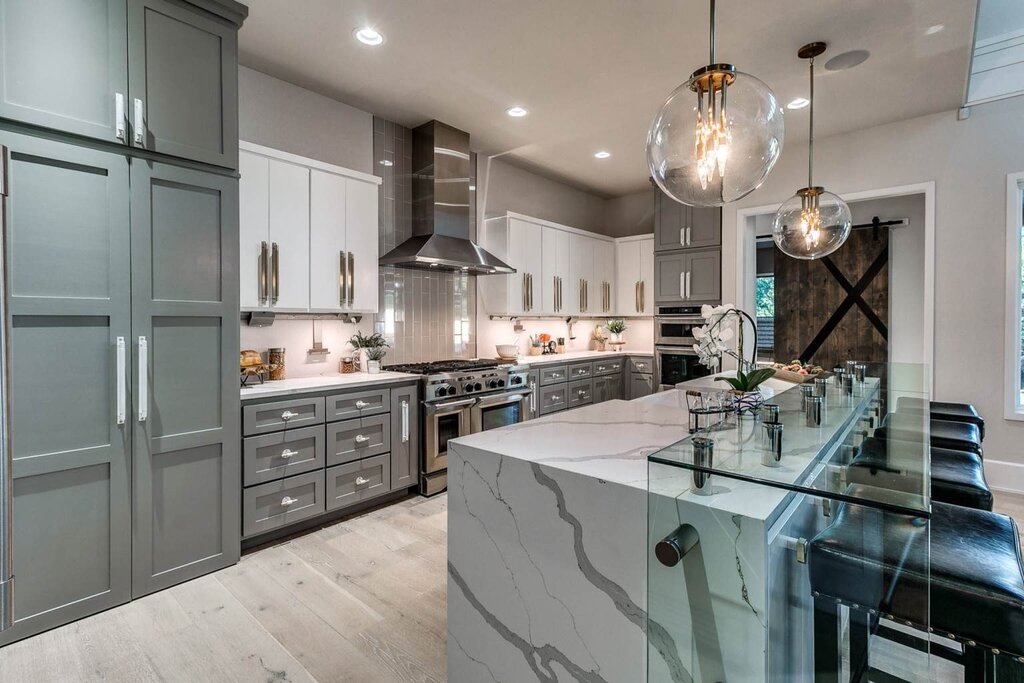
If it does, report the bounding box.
[379,120,514,275]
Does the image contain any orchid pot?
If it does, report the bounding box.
[715,367,777,416]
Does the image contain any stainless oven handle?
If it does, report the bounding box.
[425,397,477,414]
[474,391,531,409]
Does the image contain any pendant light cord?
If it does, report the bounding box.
[808,55,814,188]
[709,0,716,63]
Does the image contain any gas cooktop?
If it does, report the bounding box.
[383,359,506,375]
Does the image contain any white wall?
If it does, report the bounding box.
[722,95,1024,482]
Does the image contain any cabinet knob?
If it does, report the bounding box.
[281,496,299,507]
[281,410,299,421]
[355,434,370,444]
[355,476,370,486]
[636,363,646,370]
[355,400,370,409]
[280,449,299,459]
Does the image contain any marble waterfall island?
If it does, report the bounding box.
[446,376,889,682]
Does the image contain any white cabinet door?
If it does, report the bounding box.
[268,159,310,311]
[345,178,379,313]
[239,151,269,310]
[615,239,641,315]
[508,218,543,314]
[594,239,615,315]
[309,169,346,311]
[640,237,655,314]
[542,227,570,314]
[568,233,593,315]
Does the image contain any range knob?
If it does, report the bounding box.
[435,384,451,397]
[464,382,476,393]
[445,386,457,396]
[473,382,483,391]
[487,379,505,389]
[510,375,523,385]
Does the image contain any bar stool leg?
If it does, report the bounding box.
[814,596,840,683]
[962,644,990,683]
[848,608,871,683]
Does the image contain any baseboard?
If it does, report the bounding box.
[985,458,1024,494]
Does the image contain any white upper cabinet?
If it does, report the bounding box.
[478,215,543,316]
[615,235,655,315]
[542,227,570,315]
[239,142,381,313]
[594,239,615,314]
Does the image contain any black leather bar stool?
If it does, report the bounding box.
[808,487,1024,682]
[896,397,986,441]
[848,436,992,510]
[874,413,983,457]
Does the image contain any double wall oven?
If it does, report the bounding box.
[386,360,532,496]
[655,305,716,391]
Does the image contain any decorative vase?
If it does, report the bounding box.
[367,360,381,374]
[610,332,623,343]
[529,345,543,356]
[729,389,764,416]
[358,348,368,372]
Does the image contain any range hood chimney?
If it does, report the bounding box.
[379,120,514,275]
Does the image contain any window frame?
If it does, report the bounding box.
[1004,171,1024,419]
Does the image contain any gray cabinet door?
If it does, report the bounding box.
[654,189,687,252]
[630,373,655,400]
[568,362,593,380]
[242,395,325,435]
[0,0,129,143]
[687,249,722,302]
[128,0,239,168]
[688,207,722,249]
[539,364,568,386]
[327,387,391,421]
[568,378,593,408]
[655,252,687,303]
[607,374,625,401]
[390,384,419,490]
[539,384,568,415]
[242,425,325,486]
[326,455,391,511]
[326,415,391,466]
[242,470,325,538]
[130,160,240,597]
[0,133,132,645]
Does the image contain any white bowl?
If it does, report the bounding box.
[496,344,519,359]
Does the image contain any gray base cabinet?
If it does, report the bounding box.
[628,355,656,400]
[240,380,419,542]
[525,356,634,420]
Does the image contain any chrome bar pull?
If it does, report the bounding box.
[280,449,299,459]
[685,271,691,300]
[259,242,269,305]
[271,242,280,305]
[281,496,299,507]
[137,336,148,422]
[115,93,127,142]
[116,337,126,425]
[0,145,13,631]
[132,98,145,146]
[339,251,347,306]
[401,399,410,443]
[347,252,355,305]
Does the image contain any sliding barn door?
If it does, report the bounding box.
[773,229,889,370]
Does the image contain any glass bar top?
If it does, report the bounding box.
[648,363,931,517]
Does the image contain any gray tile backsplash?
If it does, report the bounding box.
[373,117,477,364]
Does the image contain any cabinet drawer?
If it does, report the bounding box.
[243,425,325,486]
[539,384,568,415]
[326,455,392,511]
[326,414,391,466]
[243,396,325,436]
[242,471,325,538]
[327,387,391,421]
[568,362,593,380]
[538,364,568,386]
[593,358,624,376]
[568,378,593,407]
[629,357,653,374]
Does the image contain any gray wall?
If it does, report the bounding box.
[603,189,656,237]
[238,66,373,173]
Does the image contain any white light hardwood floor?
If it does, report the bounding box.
[0,493,449,683]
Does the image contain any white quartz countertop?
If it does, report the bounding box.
[240,371,418,401]
[502,349,652,366]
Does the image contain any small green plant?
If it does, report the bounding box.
[365,346,388,362]
[715,367,776,392]
[606,319,627,334]
[349,331,388,349]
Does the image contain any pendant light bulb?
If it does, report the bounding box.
[646,0,785,207]
[772,42,851,260]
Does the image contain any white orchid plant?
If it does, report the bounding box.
[692,304,763,376]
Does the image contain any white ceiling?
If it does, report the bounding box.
[238,0,976,197]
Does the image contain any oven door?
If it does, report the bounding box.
[655,346,715,391]
[655,316,704,346]
[470,391,532,433]
[424,397,475,476]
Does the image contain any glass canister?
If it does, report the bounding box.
[340,357,356,374]
[268,347,285,380]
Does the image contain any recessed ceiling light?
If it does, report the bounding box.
[925,24,945,35]
[506,106,528,118]
[594,150,611,159]
[354,27,384,46]
[824,49,870,72]
[787,97,810,110]
[379,159,393,167]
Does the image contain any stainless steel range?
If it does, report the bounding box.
[383,359,532,496]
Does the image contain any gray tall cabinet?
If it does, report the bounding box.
[0,0,246,645]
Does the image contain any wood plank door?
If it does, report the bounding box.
[773,229,889,369]
[130,159,240,597]
[0,132,132,644]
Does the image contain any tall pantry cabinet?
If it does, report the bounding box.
[0,0,247,644]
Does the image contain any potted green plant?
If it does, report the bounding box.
[715,367,776,415]
[365,345,388,374]
[606,319,627,343]
[349,331,388,372]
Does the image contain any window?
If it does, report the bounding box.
[1005,172,1024,418]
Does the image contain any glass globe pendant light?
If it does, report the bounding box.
[772,43,851,259]
[646,0,785,207]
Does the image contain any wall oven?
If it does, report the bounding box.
[655,305,706,346]
[655,345,715,391]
